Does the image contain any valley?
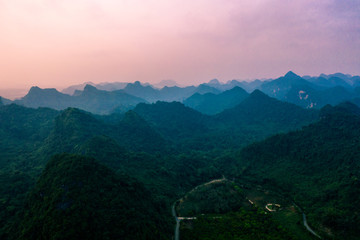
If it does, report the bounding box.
[0,72,359,239]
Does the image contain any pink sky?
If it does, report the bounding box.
[0,0,359,92]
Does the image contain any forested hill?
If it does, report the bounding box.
[133,101,214,140]
[0,93,357,239]
[183,86,249,115]
[14,154,172,240]
[215,90,319,136]
[39,107,167,160]
[233,102,360,239]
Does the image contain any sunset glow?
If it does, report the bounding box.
[0,0,359,90]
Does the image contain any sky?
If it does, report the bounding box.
[0,0,359,92]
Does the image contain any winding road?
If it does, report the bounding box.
[293,203,321,239]
[172,203,180,240]
[302,213,321,239]
[172,177,227,240]
[172,177,321,240]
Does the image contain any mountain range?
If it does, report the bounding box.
[2,71,360,116]
[0,71,359,239]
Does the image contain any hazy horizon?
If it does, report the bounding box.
[0,70,359,100]
[1,0,359,95]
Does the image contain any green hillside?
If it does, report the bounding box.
[235,103,360,239]
[15,154,172,240]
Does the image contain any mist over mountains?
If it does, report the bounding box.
[0,71,359,239]
[2,71,360,115]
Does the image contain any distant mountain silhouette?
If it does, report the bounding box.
[202,78,264,92]
[61,81,96,95]
[285,85,358,109]
[158,85,197,102]
[216,89,319,134]
[309,76,351,89]
[123,81,160,102]
[260,71,313,99]
[153,79,179,88]
[15,85,146,114]
[74,85,146,114]
[0,96,11,105]
[122,81,222,103]
[184,86,249,115]
[194,84,222,95]
[18,86,73,109]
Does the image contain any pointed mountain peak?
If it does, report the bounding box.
[28,86,41,93]
[83,84,98,92]
[284,71,299,78]
[227,86,248,93]
[249,89,269,98]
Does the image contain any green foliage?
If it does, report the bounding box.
[0,97,357,240]
[216,90,319,135]
[133,101,213,140]
[183,86,249,115]
[0,171,33,239]
[177,181,245,216]
[235,104,360,239]
[15,154,171,240]
[181,209,296,240]
[39,108,167,160]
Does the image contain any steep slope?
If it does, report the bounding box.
[260,71,314,100]
[15,154,171,240]
[73,84,146,114]
[123,81,160,102]
[16,87,73,110]
[0,104,58,142]
[0,171,34,240]
[184,86,249,115]
[310,76,351,89]
[16,85,146,114]
[133,101,213,140]
[61,82,96,95]
[0,104,59,170]
[41,108,105,155]
[40,108,166,159]
[216,90,319,136]
[123,82,221,103]
[0,96,12,105]
[3,97,12,105]
[158,86,197,102]
[235,103,360,239]
[285,85,355,109]
[194,84,221,95]
[114,110,167,152]
[204,79,264,92]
